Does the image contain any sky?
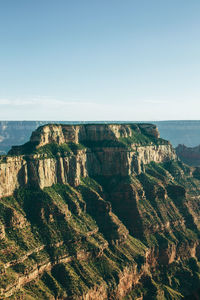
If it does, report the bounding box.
[0,0,200,121]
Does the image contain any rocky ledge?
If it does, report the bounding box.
[0,124,199,299]
[0,124,175,198]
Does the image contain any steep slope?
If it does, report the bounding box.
[0,124,200,299]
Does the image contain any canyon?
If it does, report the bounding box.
[0,123,200,299]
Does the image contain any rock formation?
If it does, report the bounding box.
[2,120,200,154]
[1,124,174,198]
[0,123,199,299]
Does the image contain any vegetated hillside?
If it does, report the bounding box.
[0,124,200,299]
[1,120,200,154]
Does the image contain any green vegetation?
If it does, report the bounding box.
[0,180,148,299]
[81,139,127,148]
[1,126,200,299]
[82,131,168,150]
[14,141,86,157]
[119,134,167,147]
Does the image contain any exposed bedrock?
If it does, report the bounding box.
[1,124,199,299]
[0,124,175,198]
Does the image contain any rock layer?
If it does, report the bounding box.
[0,124,175,198]
[0,124,199,300]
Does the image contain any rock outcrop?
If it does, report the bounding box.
[2,120,200,154]
[29,123,160,146]
[0,124,175,198]
[0,124,199,300]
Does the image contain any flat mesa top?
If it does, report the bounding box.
[4,122,171,157]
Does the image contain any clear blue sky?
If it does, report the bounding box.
[0,0,200,120]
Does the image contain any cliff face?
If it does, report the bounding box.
[29,123,160,146]
[0,124,200,300]
[1,120,200,155]
[0,124,175,198]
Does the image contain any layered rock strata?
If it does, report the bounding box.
[0,124,175,198]
[0,124,199,300]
